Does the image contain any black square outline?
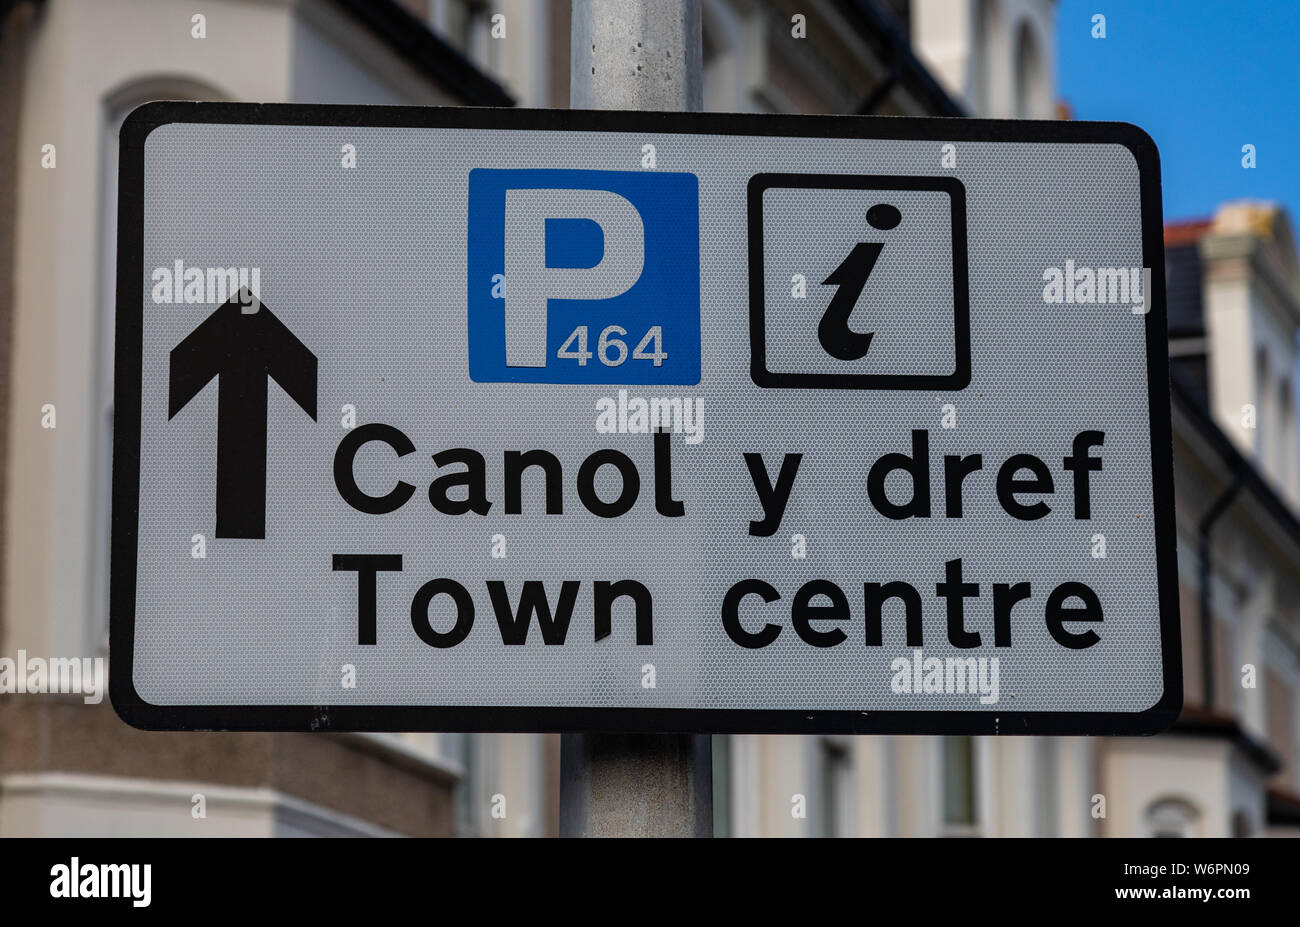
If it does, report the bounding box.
[748,173,970,391]
[112,103,1178,736]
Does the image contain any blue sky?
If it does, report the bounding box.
[1056,0,1300,224]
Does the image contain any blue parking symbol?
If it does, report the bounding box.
[467,169,700,384]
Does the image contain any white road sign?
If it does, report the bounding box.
[111,103,1179,733]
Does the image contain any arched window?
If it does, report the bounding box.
[1144,796,1201,837]
[1012,21,1049,118]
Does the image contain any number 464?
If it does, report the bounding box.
[557,325,667,367]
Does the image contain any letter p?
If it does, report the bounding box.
[502,188,645,367]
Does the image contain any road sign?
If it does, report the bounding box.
[112,103,1179,734]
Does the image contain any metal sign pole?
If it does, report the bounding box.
[559,0,713,838]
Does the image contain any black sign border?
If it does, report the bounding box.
[112,101,1180,735]
[749,172,971,390]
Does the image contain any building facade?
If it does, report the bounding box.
[1,0,1297,837]
[0,0,515,838]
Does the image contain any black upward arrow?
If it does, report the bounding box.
[168,289,317,539]
[819,241,883,361]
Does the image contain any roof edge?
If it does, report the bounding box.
[328,0,514,107]
[1171,363,1300,556]
[1170,705,1282,775]
[833,0,967,117]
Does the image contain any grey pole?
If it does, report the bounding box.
[571,0,702,112]
[560,0,712,838]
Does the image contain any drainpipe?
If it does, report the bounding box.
[1197,471,1243,711]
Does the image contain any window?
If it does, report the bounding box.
[702,14,722,110]
[443,732,478,836]
[432,0,496,72]
[973,0,1000,114]
[1278,377,1296,495]
[712,734,732,837]
[942,736,977,831]
[1144,796,1200,837]
[1034,738,1059,836]
[818,736,855,837]
[1254,347,1272,464]
[1012,21,1049,118]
